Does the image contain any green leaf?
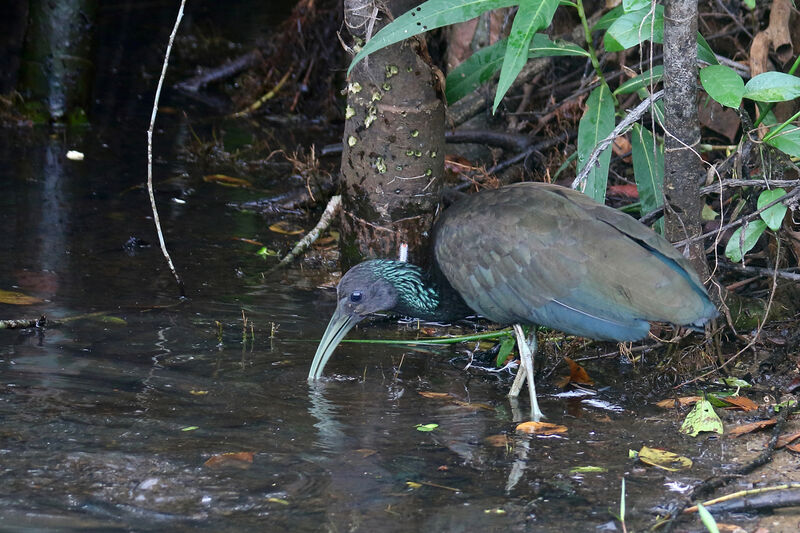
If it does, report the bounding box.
[764,125,800,158]
[697,33,719,65]
[349,0,520,75]
[577,84,615,202]
[696,503,720,533]
[494,0,559,112]
[631,124,664,233]
[717,377,752,388]
[725,219,767,262]
[680,398,723,437]
[528,33,589,58]
[743,72,800,102]
[495,334,516,367]
[569,465,609,473]
[415,423,439,432]
[446,39,507,104]
[604,5,664,52]
[700,65,744,108]
[757,188,788,231]
[614,66,663,95]
[623,0,650,12]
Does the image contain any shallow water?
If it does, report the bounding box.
[0,2,729,531]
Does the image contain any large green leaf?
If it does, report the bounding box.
[700,65,744,108]
[349,0,519,75]
[577,84,615,202]
[757,188,788,231]
[614,65,663,95]
[631,124,664,233]
[604,5,663,52]
[494,0,559,112]
[743,72,800,102]
[725,219,767,262]
[446,39,507,104]
[764,126,800,158]
[528,33,589,58]
[697,33,719,65]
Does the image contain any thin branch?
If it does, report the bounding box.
[700,178,800,195]
[272,195,342,270]
[571,90,663,190]
[147,0,186,297]
[675,187,800,247]
[719,261,800,281]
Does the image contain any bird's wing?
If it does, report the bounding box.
[434,183,711,340]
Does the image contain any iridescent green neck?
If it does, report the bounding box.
[367,260,469,322]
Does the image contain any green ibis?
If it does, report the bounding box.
[308,182,717,420]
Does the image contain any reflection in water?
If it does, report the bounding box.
[307,381,347,454]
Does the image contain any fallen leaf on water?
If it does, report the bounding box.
[728,418,776,437]
[569,466,608,474]
[656,396,702,408]
[484,434,511,447]
[437,465,448,471]
[204,452,255,469]
[203,174,253,188]
[722,395,759,411]
[680,398,723,437]
[515,421,568,435]
[452,400,493,410]
[181,426,199,432]
[189,390,209,395]
[269,221,304,235]
[556,357,594,387]
[418,391,450,399]
[776,430,800,449]
[355,448,377,458]
[406,481,422,489]
[0,289,43,305]
[637,445,693,471]
[415,423,439,432]
[267,497,289,505]
[234,237,264,246]
[313,235,337,246]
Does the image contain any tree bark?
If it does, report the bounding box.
[339,0,445,269]
[663,0,709,280]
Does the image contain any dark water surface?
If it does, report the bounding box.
[0,2,725,531]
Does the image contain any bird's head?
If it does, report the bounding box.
[308,260,399,380]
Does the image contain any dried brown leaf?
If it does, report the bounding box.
[656,396,702,408]
[728,418,777,437]
[204,451,255,468]
[722,395,759,411]
[516,421,568,435]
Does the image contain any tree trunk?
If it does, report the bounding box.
[662,0,709,280]
[339,0,445,269]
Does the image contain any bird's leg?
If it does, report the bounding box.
[509,324,543,421]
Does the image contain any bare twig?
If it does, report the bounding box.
[571,90,664,191]
[273,195,342,270]
[675,187,800,248]
[147,0,186,297]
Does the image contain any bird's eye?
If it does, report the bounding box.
[350,291,362,303]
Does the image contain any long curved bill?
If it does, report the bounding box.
[308,304,362,380]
